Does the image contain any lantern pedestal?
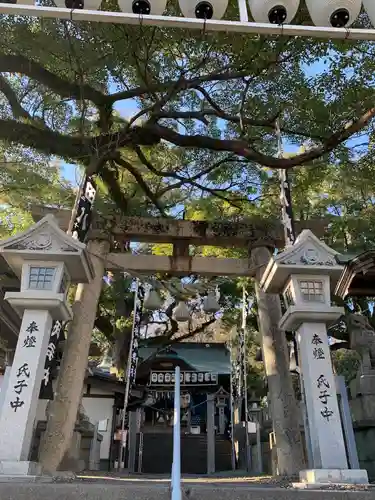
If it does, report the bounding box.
[0,309,55,470]
[296,321,347,470]
[260,229,368,486]
[0,215,93,478]
[0,460,42,478]
[298,468,369,487]
[295,321,369,486]
[293,318,369,486]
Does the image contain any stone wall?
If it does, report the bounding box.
[354,423,375,481]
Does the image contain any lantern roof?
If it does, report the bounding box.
[260,229,343,294]
[0,214,94,284]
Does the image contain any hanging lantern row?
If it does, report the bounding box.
[25,0,368,30]
[143,287,221,321]
[105,269,227,303]
[173,300,191,322]
[104,270,225,321]
[203,291,221,313]
[143,288,163,311]
[125,271,227,299]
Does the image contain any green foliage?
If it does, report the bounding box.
[0,153,75,238]
[2,15,375,214]
[332,349,362,385]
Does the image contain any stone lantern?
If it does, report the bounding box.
[260,229,368,486]
[0,214,93,477]
[215,387,229,435]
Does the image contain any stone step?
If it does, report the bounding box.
[140,433,232,474]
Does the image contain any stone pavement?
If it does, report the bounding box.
[0,478,374,500]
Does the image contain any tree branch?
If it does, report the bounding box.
[135,145,238,192]
[154,108,325,141]
[0,117,160,164]
[2,89,373,173]
[171,317,216,343]
[0,119,85,159]
[94,315,113,337]
[0,53,106,106]
[135,146,253,207]
[98,163,131,214]
[107,70,255,104]
[148,108,375,169]
[0,76,32,120]
[114,155,167,216]
[0,53,254,111]
[156,110,209,125]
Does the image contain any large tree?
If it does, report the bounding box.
[2,11,375,476]
[2,17,375,199]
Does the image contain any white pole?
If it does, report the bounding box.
[172,366,181,500]
[242,287,251,473]
[229,337,236,470]
[256,420,262,474]
[119,278,139,470]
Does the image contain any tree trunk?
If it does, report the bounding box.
[252,246,305,477]
[38,238,110,474]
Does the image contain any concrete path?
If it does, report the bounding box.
[0,480,374,500]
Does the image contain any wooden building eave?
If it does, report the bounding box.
[335,250,375,298]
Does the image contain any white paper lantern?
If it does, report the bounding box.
[53,0,102,9]
[144,289,163,311]
[173,301,191,322]
[362,0,375,26]
[178,0,228,19]
[97,349,113,370]
[203,291,220,314]
[118,0,166,15]
[305,0,361,27]
[7,0,34,4]
[248,0,299,24]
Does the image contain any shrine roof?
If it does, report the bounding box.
[138,342,231,375]
[85,342,230,387]
[335,249,375,298]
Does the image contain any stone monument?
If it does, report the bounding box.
[0,215,93,477]
[260,229,368,486]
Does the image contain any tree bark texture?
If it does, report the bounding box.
[38,238,110,474]
[253,246,305,476]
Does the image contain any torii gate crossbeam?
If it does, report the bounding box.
[30,206,331,278]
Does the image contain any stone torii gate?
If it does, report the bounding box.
[29,206,331,476]
[31,206,329,277]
